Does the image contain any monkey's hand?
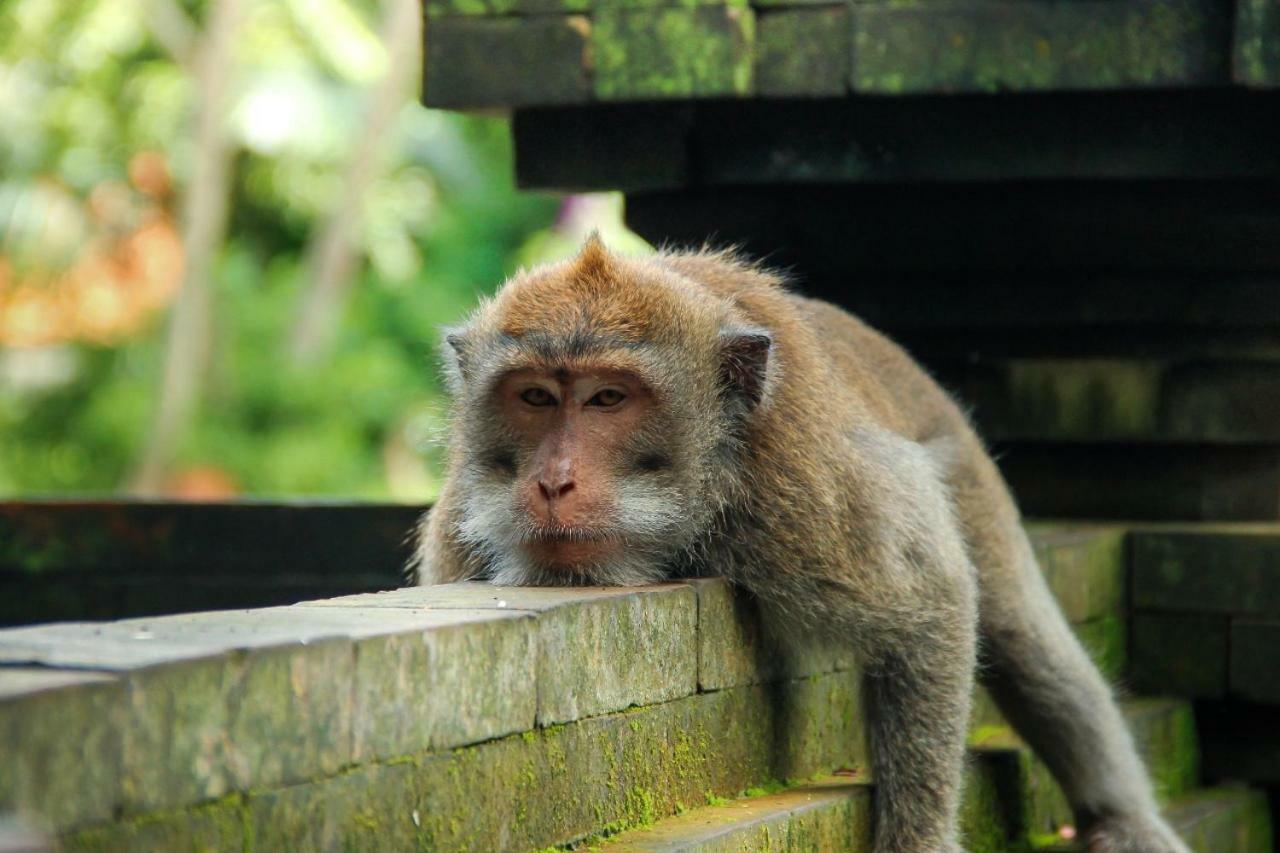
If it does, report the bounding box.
[1083,812,1190,853]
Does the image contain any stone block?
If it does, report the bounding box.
[60,798,246,853]
[0,604,535,816]
[1074,616,1126,682]
[756,7,850,97]
[1169,788,1275,853]
[1132,527,1280,615]
[305,583,698,725]
[1230,620,1280,705]
[1234,0,1280,86]
[347,611,536,761]
[594,7,755,100]
[1130,612,1229,698]
[692,579,855,692]
[425,0,587,17]
[1126,698,1199,802]
[999,444,1280,522]
[248,672,865,851]
[1031,525,1126,623]
[603,779,872,851]
[0,501,417,581]
[424,16,591,109]
[953,359,1280,444]
[533,585,697,724]
[852,0,1229,95]
[0,671,123,832]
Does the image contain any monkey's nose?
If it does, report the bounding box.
[538,477,575,502]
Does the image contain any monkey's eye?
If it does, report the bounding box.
[520,387,557,407]
[587,388,626,408]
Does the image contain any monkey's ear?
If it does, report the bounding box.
[719,328,772,408]
[442,326,471,384]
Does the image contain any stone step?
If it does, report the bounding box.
[964,697,1198,847]
[1129,524,1280,703]
[1035,789,1274,853]
[601,778,1271,853]
[931,359,1280,445]
[0,521,1139,849]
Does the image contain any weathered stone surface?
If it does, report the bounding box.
[0,605,534,817]
[692,579,855,692]
[756,7,850,97]
[1230,620,1280,705]
[0,501,417,580]
[1234,0,1280,86]
[534,585,698,724]
[1031,525,1126,623]
[424,16,591,109]
[1127,698,1199,803]
[347,611,536,761]
[1168,788,1275,853]
[968,697,1198,841]
[594,7,755,100]
[0,671,123,831]
[425,0,587,17]
[61,798,246,853]
[1130,613,1229,698]
[603,778,872,851]
[1073,616,1126,682]
[852,0,1229,95]
[948,359,1280,444]
[247,672,865,851]
[513,94,1280,192]
[1132,527,1280,614]
[308,582,699,725]
[998,444,1280,522]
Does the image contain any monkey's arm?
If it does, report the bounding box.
[737,428,978,853]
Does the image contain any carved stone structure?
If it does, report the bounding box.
[424,0,1280,520]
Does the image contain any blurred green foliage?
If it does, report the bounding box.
[0,0,615,500]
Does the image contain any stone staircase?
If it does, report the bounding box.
[0,510,1275,852]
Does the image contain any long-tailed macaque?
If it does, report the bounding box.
[411,238,1188,853]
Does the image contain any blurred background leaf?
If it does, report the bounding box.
[0,0,649,501]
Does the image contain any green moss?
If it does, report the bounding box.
[594,7,755,100]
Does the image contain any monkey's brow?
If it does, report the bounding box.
[506,330,649,365]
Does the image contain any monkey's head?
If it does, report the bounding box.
[441,237,775,587]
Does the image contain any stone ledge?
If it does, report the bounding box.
[0,524,1129,839]
[422,0,1252,108]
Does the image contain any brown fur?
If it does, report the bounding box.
[412,239,1188,853]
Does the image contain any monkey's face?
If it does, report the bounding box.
[454,352,702,587]
[497,366,654,569]
[444,239,772,587]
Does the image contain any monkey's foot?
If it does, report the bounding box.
[1083,812,1191,853]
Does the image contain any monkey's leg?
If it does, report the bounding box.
[833,431,979,853]
[952,455,1188,852]
[862,610,977,853]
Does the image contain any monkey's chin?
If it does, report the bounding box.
[524,538,619,572]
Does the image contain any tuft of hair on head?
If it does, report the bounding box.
[571,231,615,286]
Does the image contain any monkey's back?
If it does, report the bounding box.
[789,294,971,447]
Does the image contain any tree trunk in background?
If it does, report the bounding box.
[130,0,244,495]
[287,0,421,368]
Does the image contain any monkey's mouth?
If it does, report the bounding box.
[521,525,621,566]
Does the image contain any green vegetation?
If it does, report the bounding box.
[0,0,644,500]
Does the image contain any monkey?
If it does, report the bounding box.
[410,236,1188,853]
